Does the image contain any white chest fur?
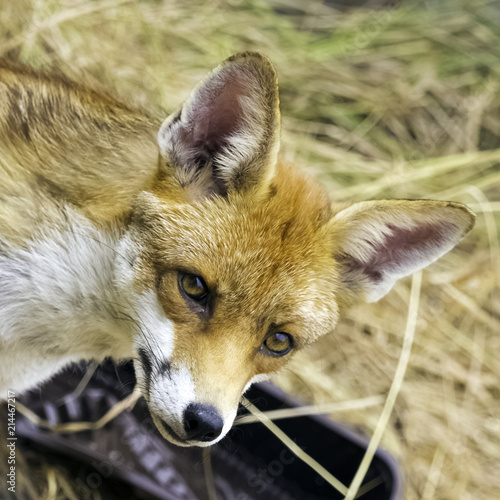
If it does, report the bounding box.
[0,209,134,395]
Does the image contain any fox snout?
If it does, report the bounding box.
[134,346,240,447]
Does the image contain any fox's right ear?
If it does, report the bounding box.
[157,52,280,201]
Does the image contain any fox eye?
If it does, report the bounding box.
[263,333,293,357]
[179,273,208,302]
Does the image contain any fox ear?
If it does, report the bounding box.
[157,52,280,200]
[330,200,475,303]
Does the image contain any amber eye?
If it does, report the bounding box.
[179,273,208,301]
[263,333,293,356]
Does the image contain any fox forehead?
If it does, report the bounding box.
[128,162,340,343]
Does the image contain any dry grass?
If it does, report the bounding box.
[1,0,499,499]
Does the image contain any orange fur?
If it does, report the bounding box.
[0,52,475,447]
[134,162,340,415]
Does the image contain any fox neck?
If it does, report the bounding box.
[0,214,136,364]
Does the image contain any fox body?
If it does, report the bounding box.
[0,53,474,447]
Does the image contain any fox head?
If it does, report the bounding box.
[115,53,475,447]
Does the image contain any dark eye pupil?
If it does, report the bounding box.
[181,274,207,300]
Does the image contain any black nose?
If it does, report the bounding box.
[183,403,224,442]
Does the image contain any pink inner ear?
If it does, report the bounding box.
[181,73,249,166]
[342,222,456,283]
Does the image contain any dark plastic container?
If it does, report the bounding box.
[15,361,403,500]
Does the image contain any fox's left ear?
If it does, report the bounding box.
[330,200,475,303]
[157,52,280,200]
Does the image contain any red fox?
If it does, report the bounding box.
[0,53,474,447]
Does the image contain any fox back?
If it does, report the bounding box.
[0,53,475,446]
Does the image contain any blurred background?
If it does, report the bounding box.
[0,0,499,499]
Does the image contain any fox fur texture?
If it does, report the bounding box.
[0,53,475,447]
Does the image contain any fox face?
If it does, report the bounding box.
[111,53,475,447]
[118,166,339,446]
